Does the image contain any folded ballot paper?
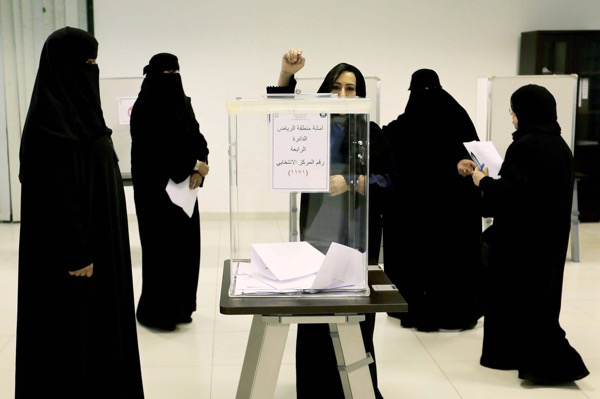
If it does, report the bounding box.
[165,177,199,218]
[232,241,367,295]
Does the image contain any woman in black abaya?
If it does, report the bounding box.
[16,27,144,398]
[130,53,209,331]
[269,49,393,399]
[469,84,589,384]
[383,69,482,332]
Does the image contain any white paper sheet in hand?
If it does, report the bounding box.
[463,141,504,179]
[165,177,198,218]
[311,242,366,290]
[250,242,324,281]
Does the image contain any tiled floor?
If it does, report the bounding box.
[1,217,600,398]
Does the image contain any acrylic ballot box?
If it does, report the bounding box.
[226,95,372,297]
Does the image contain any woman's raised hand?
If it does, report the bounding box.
[279,49,305,86]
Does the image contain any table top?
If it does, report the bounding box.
[219,260,408,315]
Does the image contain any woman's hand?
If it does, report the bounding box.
[195,160,209,176]
[189,172,203,189]
[457,159,477,176]
[330,175,349,196]
[472,166,489,187]
[69,263,93,277]
[279,49,305,86]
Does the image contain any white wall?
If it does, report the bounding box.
[94,0,600,214]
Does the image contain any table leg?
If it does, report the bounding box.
[330,317,376,399]
[236,315,290,399]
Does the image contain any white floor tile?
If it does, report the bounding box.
[377,360,462,399]
[141,366,212,399]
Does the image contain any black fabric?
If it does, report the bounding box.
[382,69,483,331]
[408,68,442,90]
[131,53,209,331]
[478,84,589,383]
[143,52,180,75]
[19,27,107,149]
[273,65,385,398]
[16,27,144,398]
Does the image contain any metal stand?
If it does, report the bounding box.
[236,314,375,399]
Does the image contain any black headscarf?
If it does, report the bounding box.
[317,63,367,98]
[21,27,108,144]
[510,84,561,136]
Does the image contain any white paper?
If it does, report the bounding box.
[234,241,366,294]
[463,141,504,179]
[250,241,324,280]
[270,113,330,192]
[311,242,366,290]
[165,177,198,218]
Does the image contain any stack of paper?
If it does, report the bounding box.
[232,241,366,295]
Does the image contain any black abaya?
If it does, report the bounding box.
[382,69,482,331]
[16,27,144,398]
[478,84,589,383]
[130,53,209,331]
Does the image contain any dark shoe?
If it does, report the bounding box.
[387,312,417,329]
[416,324,439,333]
[519,369,590,385]
[136,315,176,332]
[438,319,479,331]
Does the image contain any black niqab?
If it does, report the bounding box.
[22,26,107,143]
[134,53,193,135]
[408,68,442,90]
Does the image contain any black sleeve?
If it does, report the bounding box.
[166,99,209,184]
[479,141,532,218]
[266,75,297,94]
[26,138,93,271]
[368,122,396,187]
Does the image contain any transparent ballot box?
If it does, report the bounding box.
[227,95,372,297]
